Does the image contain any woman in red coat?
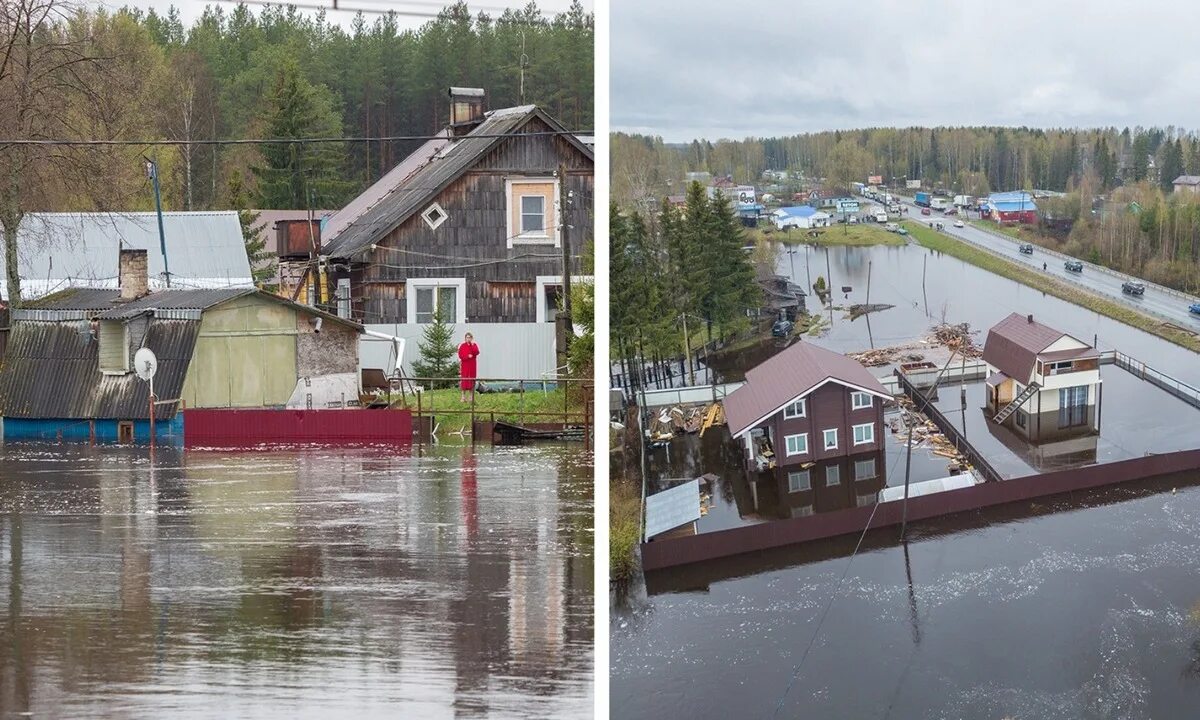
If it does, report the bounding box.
[458,332,480,402]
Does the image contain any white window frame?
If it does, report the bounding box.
[783,398,807,419]
[851,392,873,410]
[787,470,811,493]
[822,428,838,451]
[826,465,840,486]
[852,422,875,446]
[784,433,809,457]
[421,202,448,230]
[535,275,594,324]
[406,278,467,325]
[854,457,877,480]
[506,177,560,248]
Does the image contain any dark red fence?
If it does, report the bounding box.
[183,408,413,447]
[641,448,1200,572]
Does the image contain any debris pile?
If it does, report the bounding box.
[646,402,725,442]
[848,343,927,367]
[890,398,975,475]
[847,303,896,320]
[931,322,982,358]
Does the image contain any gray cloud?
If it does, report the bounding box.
[612,0,1200,141]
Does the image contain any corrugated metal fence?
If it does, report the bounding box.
[360,323,558,381]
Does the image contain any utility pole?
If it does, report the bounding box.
[144,157,171,288]
[900,406,914,540]
[558,162,573,373]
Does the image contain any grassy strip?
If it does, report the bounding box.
[610,476,642,584]
[904,221,1200,353]
[972,218,1031,241]
[392,386,583,422]
[750,223,905,247]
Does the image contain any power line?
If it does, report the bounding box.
[214,0,537,18]
[0,129,593,148]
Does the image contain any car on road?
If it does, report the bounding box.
[772,319,794,337]
[944,208,958,215]
[921,208,931,215]
[953,219,964,228]
[1190,302,1200,316]
[1121,281,1145,296]
[1019,244,1034,254]
[1064,260,1083,273]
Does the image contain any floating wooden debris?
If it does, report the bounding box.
[931,322,982,358]
[848,303,896,321]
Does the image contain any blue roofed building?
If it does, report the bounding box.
[986,191,1039,225]
[772,205,831,230]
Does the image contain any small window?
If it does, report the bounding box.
[784,433,808,456]
[98,320,129,374]
[854,458,876,480]
[521,195,546,235]
[415,286,458,324]
[826,465,840,486]
[822,428,838,450]
[851,392,873,410]
[853,423,875,446]
[788,470,811,493]
[783,399,806,419]
[421,202,448,230]
[1015,408,1028,428]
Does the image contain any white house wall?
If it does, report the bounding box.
[1043,335,1090,353]
[360,322,557,381]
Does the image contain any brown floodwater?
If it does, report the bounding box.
[0,441,593,718]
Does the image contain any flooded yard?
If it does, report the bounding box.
[0,442,593,718]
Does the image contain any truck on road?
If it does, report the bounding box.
[914,191,932,207]
[953,194,975,208]
[931,197,949,211]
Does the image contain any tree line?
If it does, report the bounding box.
[0,0,593,304]
[610,182,760,388]
[613,126,1200,208]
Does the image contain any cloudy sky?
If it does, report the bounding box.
[97,0,588,31]
[612,0,1200,142]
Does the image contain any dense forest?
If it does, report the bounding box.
[0,0,592,302]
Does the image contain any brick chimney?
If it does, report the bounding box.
[118,248,149,301]
[448,87,486,136]
[1027,314,1034,323]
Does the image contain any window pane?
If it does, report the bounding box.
[827,466,840,485]
[437,286,456,321]
[855,458,876,479]
[416,288,433,323]
[521,195,545,233]
[788,471,810,493]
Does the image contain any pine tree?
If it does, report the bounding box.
[227,171,272,287]
[412,309,460,389]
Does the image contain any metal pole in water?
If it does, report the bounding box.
[900,407,913,541]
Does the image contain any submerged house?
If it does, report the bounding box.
[0,250,361,442]
[0,211,253,300]
[320,88,594,379]
[982,313,1101,444]
[724,341,892,504]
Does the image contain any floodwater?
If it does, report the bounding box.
[613,471,1200,719]
[0,441,593,718]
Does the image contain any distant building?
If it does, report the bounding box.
[724,341,891,490]
[986,191,1039,225]
[685,171,712,185]
[772,206,830,230]
[0,249,361,442]
[808,188,854,210]
[0,211,253,301]
[249,210,333,294]
[1172,175,1200,194]
[982,313,1101,443]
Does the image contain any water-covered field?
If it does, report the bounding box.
[0,441,593,718]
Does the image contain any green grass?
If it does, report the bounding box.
[750,223,905,247]
[904,220,1200,354]
[610,477,642,584]
[390,386,583,422]
[971,218,1030,241]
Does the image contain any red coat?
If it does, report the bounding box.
[458,341,480,390]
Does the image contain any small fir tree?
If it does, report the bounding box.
[412,308,460,389]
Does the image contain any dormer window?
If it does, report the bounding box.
[507,177,559,247]
[97,320,129,374]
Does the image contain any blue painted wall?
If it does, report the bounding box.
[2,416,184,443]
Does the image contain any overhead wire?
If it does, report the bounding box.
[0,129,593,147]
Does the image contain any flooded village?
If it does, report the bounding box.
[0,1,595,714]
[610,172,1200,717]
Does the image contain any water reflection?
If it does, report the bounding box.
[0,442,593,718]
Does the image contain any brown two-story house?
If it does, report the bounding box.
[724,341,891,502]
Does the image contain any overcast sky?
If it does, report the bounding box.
[97,0,588,31]
[612,0,1200,142]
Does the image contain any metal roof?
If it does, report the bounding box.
[321,105,593,259]
[0,212,254,300]
[776,206,817,217]
[1173,175,1200,185]
[0,318,199,420]
[724,341,891,437]
[644,478,701,541]
[982,313,1072,382]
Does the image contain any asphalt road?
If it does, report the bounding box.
[887,196,1200,329]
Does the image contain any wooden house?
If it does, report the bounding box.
[724,341,891,482]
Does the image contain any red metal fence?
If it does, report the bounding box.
[183,408,413,447]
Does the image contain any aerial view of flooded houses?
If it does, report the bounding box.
[609,2,1200,717]
[0,1,594,716]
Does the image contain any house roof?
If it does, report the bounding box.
[776,205,817,218]
[0,317,200,420]
[982,313,1085,381]
[1173,175,1200,186]
[724,341,891,437]
[321,105,592,259]
[0,212,253,300]
[991,200,1039,213]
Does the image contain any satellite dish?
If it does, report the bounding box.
[134,347,158,381]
